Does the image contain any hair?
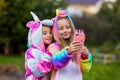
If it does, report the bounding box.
[57,17,79,64]
[57,17,75,50]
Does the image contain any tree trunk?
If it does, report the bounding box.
[4,42,10,55]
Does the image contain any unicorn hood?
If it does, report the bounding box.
[53,9,75,42]
[26,12,53,52]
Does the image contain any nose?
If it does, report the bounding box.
[47,33,52,37]
[63,28,68,33]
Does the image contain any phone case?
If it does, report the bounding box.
[73,29,85,43]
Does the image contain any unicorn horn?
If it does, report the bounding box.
[30,11,40,22]
[56,9,59,16]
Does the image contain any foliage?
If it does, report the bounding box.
[72,16,113,45]
[97,1,120,42]
[88,41,120,55]
[71,0,120,46]
[0,0,65,54]
[0,0,120,54]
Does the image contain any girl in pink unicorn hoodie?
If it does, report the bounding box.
[25,12,73,80]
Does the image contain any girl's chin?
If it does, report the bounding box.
[63,36,70,39]
[45,41,51,45]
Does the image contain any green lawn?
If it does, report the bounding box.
[0,55,25,71]
[0,55,119,80]
[83,60,120,80]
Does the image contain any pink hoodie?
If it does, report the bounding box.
[25,12,73,80]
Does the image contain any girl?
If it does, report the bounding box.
[48,9,92,80]
[25,12,53,80]
[25,12,73,80]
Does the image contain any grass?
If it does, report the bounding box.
[0,54,25,72]
[83,60,120,80]
[0,54,119,80]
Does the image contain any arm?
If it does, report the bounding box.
[80,53,92,72]
[25,48,52,77]
[48,44,73,69]
[73,30,92,72]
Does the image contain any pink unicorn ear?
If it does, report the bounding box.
[74,29,79,36]
[26,21,35,28]
[26,21,40,29]
[79,29,85,43]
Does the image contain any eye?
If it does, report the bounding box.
[49,31,52,35]
[66,25,70,29]
[58,26,63,30]
[42,32,47,35]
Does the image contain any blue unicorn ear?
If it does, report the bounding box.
[30,11,40,22]
[41,19,53,27]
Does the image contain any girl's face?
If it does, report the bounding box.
[42,26,52,45]
[58,18,72,39]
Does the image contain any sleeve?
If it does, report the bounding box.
[25,48,52,77]
[48,44,73,69]
[80,53,92,72]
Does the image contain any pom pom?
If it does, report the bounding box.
[56,9,67,17]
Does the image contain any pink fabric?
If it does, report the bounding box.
[25,12,51,80]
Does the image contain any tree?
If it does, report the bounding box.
[71,0,120,45]
[0,0,65,55]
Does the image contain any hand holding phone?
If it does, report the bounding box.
[73,29,85,53]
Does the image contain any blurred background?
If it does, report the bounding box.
[0,0,120,80]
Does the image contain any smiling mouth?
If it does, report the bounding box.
[63,34,69,36]
[46,38,52,41]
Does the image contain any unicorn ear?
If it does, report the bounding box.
[26,21,34,28]
[30,11,40,22]
[26,21,40,29]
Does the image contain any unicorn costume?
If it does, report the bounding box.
[48,9,92,80]
[25,12,73,80]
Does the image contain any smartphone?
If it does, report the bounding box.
[73,29,85,43]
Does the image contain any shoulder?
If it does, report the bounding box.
[48,42,60,54]
[48,42,59,49]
